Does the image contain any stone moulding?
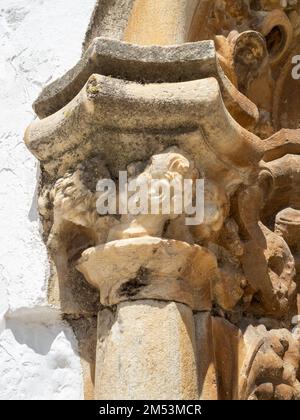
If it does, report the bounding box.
[32,37,258,128]
[26,75,263,182]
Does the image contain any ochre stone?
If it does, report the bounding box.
[95,301,199,400]
[24,0,300,400]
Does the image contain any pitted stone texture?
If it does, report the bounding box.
[95,301,199,400]
[19,0,300,402]
[32,37,258,129]
[194,312,218,400]
[33,38,216,118]
[83,0,135,51]
[26,75,263,184]
[77,237,216,311]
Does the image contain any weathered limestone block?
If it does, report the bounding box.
[263,154,300,222]
[39,156,116,316]
[33,39,219,118]
[241,222,296,317]
[177,0,300,137]
[276,208,300,254]
[95,301,199,400]
[212,317,240,400]
[230,167,297,317]
[251,8,293,65]
[196,317,300,400]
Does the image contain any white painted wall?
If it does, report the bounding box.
[0,0,96,400]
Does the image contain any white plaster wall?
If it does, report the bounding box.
[0,0,96,400]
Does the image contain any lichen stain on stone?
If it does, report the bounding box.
[118,267,150,298]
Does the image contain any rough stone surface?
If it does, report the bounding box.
[194,312,218,400]
[95,301,199,400]
[77,237,215,310]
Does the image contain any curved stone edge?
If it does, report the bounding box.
[26,75,263,180]
[76,237,216,312]
[33,37,258,129]
[263,128,300,162]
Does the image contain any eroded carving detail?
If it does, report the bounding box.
[24,0,300,400]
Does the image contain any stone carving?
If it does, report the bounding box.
[240,325,300,400]
[106,147,198,241]
[24,0,300,400]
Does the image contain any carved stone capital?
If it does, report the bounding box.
[23,0,300,400]
[77,237,216,311]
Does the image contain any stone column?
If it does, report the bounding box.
[124,0,199,45]
[95,301,198,400]
[77,234,217,400]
